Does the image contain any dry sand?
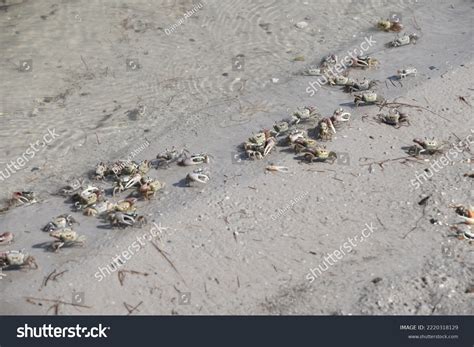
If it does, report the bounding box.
[0,0,473,315]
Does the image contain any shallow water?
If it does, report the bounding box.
[0,0,431,194]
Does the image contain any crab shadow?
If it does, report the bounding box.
[339,101,356,108]
[173,178,189,188]
[32,241,56,252]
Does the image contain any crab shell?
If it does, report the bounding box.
[315,148,335,159]
[414,138,439,151]
[288,130,307,144]
[392,34,413,46]
[139,180,165,196]
[5,250,28,266]
[358,92,379,103]
[379,113,400,125]
[249,132,266,146]
[138,160,151,175]
[49,229,79,242]
[84,201,114,216]
[116,198,137,213]
[274,121,289,133]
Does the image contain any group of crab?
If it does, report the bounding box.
[304,17,418,116]
[242,105,352,164]
[93,159,164,199]
[0,193,38,272]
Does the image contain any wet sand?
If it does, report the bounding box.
[0,0,473,314]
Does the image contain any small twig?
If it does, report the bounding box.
[412,16,421,31]
[458,96,471,107]
[360,155,422,170]
[376,215,386,230]
[95,132,101,145]
[402,204,428,239]
[151,241,186,284]
[118,269,149,286]
[25,297,91,309]
[124,301,142,315]
[80,55,90,71]
[42,269,68,288]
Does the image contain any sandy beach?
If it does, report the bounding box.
[0,0,473,315]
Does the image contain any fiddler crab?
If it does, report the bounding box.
[321,54,338,68]
[58,178,84,196]
[388,33,418,47]
[0,232,14,246]
[272,121,290,136]
[43,214,78,232]
[49,228,85,252]
[397,67,417,79]
[315,109,350,141]
[0,250,37,270]
[317,119,336,141]
[303,67,323,76]
[73,185,104,209]
[345,79,378,93]
[139,177,165,199]
[452,204,474,226]
[377,19,403,32]
[329,74,355,87]
[302,146,337,164]
[244,131,276,160]
[113,173,142,196]
[106,160,150,178]
[291,106,320,125]
[408,138,445,156]
[11,192,36,206]
[108,211,147,228]
[350,55,378,69]
[83,198,137,216]
[186,168,210,187]
[304,54,337,76]
[286,129,316,152]
[376,109,409,128]
[155,147,188,168]
[178,153,211,166]
[94,162,109,180]
[354,92,385,107]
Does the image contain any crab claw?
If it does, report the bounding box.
[332,109,351,122]
[326,118,336,134]
[0,232,13,245]
[186,172,210,185]
[125,174,142,190]
[263,137,277,157]
[266,165,289,173]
